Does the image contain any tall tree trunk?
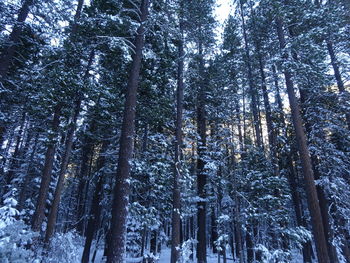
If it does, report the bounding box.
[276,17,330,263]
[44,100,81,243]
[211,207,218,254]
[18,133,39,210]
[32,105,61,231]
[31,0,85,233]
[257,54,278,174]
[238,0,263,148]
[298,86,339,263]
[171,11,184,263]
[71,0,84,35]
[4,112,26,189]
[231,113,244,263]
[326,41,350,130]
[150,230,157,256]
[287,17,347,261]
[0,126,6,148]
[234,220,243,263]
[44,48,94,242]
[76,130,95,234]
[246,226,254,263]
[196,37,207,263]
[273,65,312,263]
[106,1,149,262]
[81,139,109,263]
[0,0,34,77]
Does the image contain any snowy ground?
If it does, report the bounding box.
[91,247,235,263]
[157,248,235,263]
[88,247,302,263]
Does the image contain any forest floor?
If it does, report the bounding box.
[89,247,303,262]
[157,248,235,263]
[90,247,235,263]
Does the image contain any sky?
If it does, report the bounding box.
[215,0,232,24]
[214,0,233,42]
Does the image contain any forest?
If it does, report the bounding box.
[0,0,349,262]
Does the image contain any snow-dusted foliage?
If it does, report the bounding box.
[43,232,82,263]
[0,197,19,227]
[179,239,196,263]
[0,197,38,263]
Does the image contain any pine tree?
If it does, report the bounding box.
[107,0,150,262]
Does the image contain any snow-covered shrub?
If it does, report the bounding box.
[143,252,159,263]
[0,197,19,227]
[215,214,230,253]
[0,197,38,263]
[180,239,196,263]
[44,231,82,263]
[255,244,291,263]
[214,234,229,253]
[0,221,37,263]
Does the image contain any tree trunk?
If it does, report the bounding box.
[273,65,312,263]
[246,227,254,263]
[4,112,27,189]
[71,0,84,35]
[0,126,6,148]
[76,131,95,235]
[18,133,39,210]
[31,0,85,233]
[0,0,34,77]
[276,17,330,263]
[171,10,184,263]
[257,55,279,174]
[81,139,109,263]
[196,37,207,263]
[238,0,263,148]
[299,81,339,263]
[150,230,157,257]
[326,41,350,130]
[44,100,81,243]
[32,105,61,231]
[45,48,94,242]
[211,207,218,254]
[234,220,243,263]
[106,1,149,262]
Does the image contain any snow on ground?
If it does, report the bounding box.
[84,246,303,263]
[89,247,235,263]
[158,248,235,263]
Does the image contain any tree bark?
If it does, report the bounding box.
[246,226,254,263]
[71,0,84,35]
[18,133,39,210]
[45,48,94,242]
[257,54,279,175]
[276,17,330,263]
[196,37,207,263]
[44,100,81,243]
[81,139,109,263]
[32,105,61,231]
[326,41,350,130]
[238,0,263,148]
[76,129,95,235]
[0,0,34,77]
[150,230,157,256]
[298,85,339,263]
[4,112,27,188]
[31,0,85,232]
[106,1,149,262]
[273,65,312,263]
[171,10,184,263]
[211,207,218,254]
